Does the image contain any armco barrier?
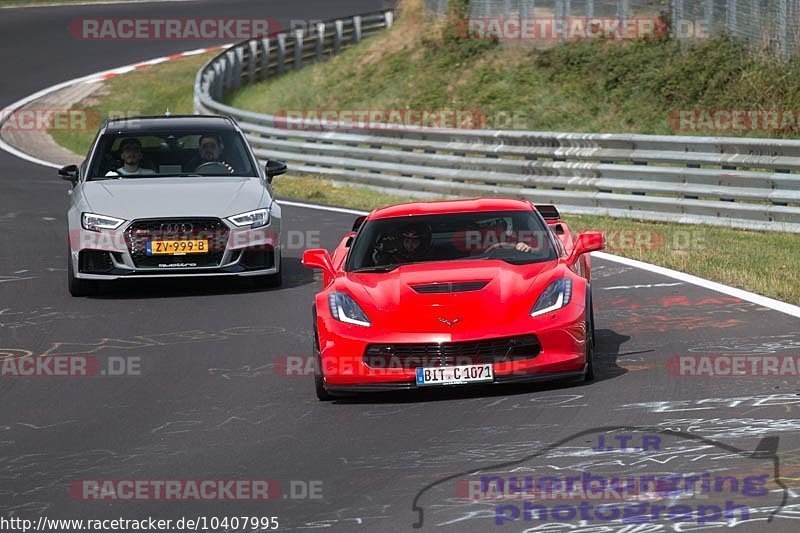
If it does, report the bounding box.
[193,10,800,233]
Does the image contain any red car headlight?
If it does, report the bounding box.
[531,278,572,317]
[328,292,371,327]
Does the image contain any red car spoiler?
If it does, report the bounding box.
[535,204,561,222]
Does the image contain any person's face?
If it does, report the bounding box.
[402,236,421,253]
[490,220,508,233]
[120,143,142,166]
[199,137,221,161]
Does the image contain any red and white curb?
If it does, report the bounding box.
[0,44,231,167]
[81,45,229,84]
[1,48,799,319]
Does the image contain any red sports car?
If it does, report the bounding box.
[302,198,604,400]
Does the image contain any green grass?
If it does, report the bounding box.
[229,0,800,137]
[50,52,214,156]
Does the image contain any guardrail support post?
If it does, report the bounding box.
[247,40,258,84]
[704,0,714,35]
[353,16,362,44]
[212,60,224,100]
[316,23,325,61]
[232,47,244,90]
[294,29,304,69]
[617,0,629,26]
[779,0,788,56]
[385,11,394,28]
[725,0,737,34]
[201,72,213,105]
[223,51,235,92]
[673,0,684,38]
[260,38,271,80]
[334,19,344,54]
[276,33,287,73]
[555,0,566,40]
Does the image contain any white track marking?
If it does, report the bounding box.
[603,282,684,291]
[594,252,800,318]
[2,55,799,318]
[277,200,370,217]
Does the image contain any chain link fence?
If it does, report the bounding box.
[425,0,800,55]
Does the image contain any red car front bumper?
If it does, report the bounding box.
[315,298,589,393]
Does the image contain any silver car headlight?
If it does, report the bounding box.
[82,212,125,232]
[228,208,269,228]
[531,278,573,317]
[328,292,371,327]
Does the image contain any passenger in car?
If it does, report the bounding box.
[105,138,155,176]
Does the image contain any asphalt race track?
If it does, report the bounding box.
[1,1,799,532]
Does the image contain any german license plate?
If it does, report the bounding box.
[146,240,209,256]
[415,364,493,386]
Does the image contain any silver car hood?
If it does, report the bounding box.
[81,177,267,220]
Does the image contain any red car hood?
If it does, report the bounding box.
[341,260,559,334]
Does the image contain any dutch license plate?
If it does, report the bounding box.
[415,363,494,386]
[146,240,209,256]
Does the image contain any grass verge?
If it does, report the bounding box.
[230,0,800,138]
[50,52,214,156]
[47,27,800,305]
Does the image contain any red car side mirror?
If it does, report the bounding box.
[567,231,605,266]
[303,249,335,278]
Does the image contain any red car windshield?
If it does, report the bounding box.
[346,210,557,271]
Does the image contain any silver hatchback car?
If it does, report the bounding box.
[59,115,287,296]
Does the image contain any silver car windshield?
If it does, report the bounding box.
[87,130,258,180]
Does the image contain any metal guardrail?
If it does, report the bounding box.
[194,10,800,233]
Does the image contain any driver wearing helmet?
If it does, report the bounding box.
[373,223,432,265]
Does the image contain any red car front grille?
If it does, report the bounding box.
[364,335,541,369]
